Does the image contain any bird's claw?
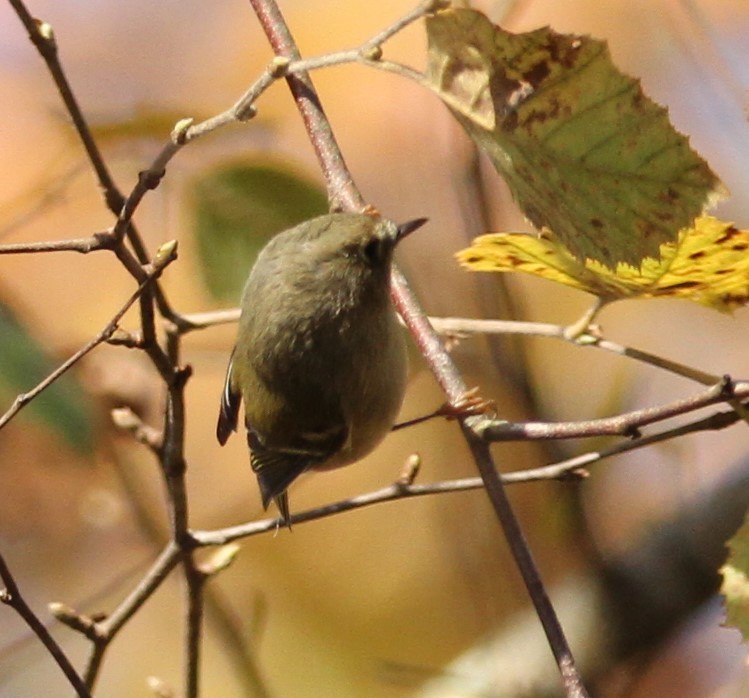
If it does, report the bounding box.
[437,387,496,420]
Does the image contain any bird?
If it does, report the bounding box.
[217,212,427,525]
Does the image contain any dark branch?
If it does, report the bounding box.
[0,551,91,698]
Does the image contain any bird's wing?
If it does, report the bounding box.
[216,351,241,445]
[248,422,348,510]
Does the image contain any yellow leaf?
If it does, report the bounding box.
[457,216,749,313]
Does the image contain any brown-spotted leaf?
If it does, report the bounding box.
[427,8,724,267]
[457,216,749,312]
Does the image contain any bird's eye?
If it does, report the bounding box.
[361,238,384,265]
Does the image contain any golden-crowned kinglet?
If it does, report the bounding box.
[217,212,426,524]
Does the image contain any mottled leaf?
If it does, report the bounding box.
[0,304,94,453]
[192,161,327,301]
[722,512,749,640]
[426,8,724,267]
[458,217,749,312]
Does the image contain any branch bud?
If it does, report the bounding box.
[396,453,421,486]
[198,544,241,577]
[171,117,194,145]
[153,240,178,270]
[361,45,383,61]
[34,19,56,48]
[49,602,96,635]
[269,55,291,78]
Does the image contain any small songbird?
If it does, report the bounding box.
[217,212,427,524]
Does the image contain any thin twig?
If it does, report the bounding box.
[82,542,181,690]
[184,566,205,698]
[545,405,747,474]
[480,379,748,441]
[248,0,363,211]
[0,232,114,255]
[96,543,180,638]
[194,393,748,545]
[7,2,122,214]
[0,551,91,698]
[170,308,241,334]
[157,319,202,698]
[365,0,442,48]
[460,423,589,698]
[8,0,177,319]
[0,245,177,433]
[281,48,427,85]
[165,405,204,698]
[193,478,491,545]
[149,360,204,698]
[111,407,164,453]
[428,316,724,385]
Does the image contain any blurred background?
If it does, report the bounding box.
[0,1,748,696]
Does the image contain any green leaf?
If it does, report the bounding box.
[192,161,328,301]
[0,304,95,454]
[426,8,724,267]
[722,511,749,640]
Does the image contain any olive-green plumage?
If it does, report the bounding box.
[217,212,426,525]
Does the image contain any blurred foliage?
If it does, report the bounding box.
[87,106,213,144]
[191,161,328,301]
[458,216,749,312]
[426,8,723,268]
[0,303,95,454]
[721,511,749,639]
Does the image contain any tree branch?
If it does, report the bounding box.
[428,316,724,385]
[480,379,748,441]
[0,551,91,698]
[0,232,114,255]
[0,242,177,433]
[7,0,177,320]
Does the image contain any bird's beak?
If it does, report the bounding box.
[396,218,428,242]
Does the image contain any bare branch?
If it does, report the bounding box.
[111,407,163,454]
[248,0,363,211]
[546,404,746,474]
[171,308,241,334]
[0,244,177,433]
[8,0,177,321]
[195,392,749,545]
[11,2,739,696]
[7,2,123,214]
[0,232,114,255]
[0,551,91,698]
[156,339,202,698]
[429,316,723,385]
[480,379,749,442]
[80,542,181,690]
[193,477,490,545]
